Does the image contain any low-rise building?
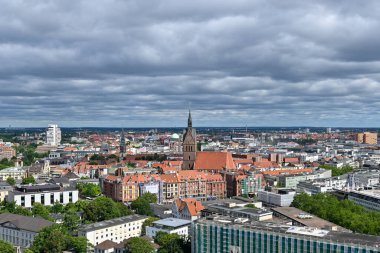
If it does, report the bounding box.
[7,184,79,208]
[257,189,296,207]
[172,198,204,221]
[0,213,53,248]
[78,215,147,246]
[348,190,380,212]
[146,218,191,239]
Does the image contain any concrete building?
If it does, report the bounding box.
[257,189,296,207]
[356,132,377,145]
[46,124,61,146]
[0,167,26,180]
[192,217,380,253]
[7,184,79,208]
[146,218,191,239]
[0,213,53,249]
[78,215,147,246]
[348,190,380,212]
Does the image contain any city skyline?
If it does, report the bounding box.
[2,1,380,127]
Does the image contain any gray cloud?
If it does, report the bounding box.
[1,0,380,127]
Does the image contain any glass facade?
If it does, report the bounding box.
[192,222,379,253]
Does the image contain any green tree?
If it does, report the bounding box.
[89,154,105,161]
[77,183,101,198]
[68,236,90,253]
[31,225,68,253]
[32,203,51,220]
[50,202,64,213]
[131,193,157,216]
[21,176,36,185]
[124,237,155,253]
[83,196,132,222]
[0,239,16,253]
[154,231,187,253]
[141,217,159,235]
[6,177,16,186]
[63,209,81,233]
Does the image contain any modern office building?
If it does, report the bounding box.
[348,190,380,212]
[0,213,53,248]
[7,184,78,208]
[192,217,380,253]
[78,215,147,246]
[46,124,61,146]
[257,189,296,207]
[146,218,191,239]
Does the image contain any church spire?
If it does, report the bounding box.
[188,110,192,128]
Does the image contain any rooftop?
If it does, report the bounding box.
[78,215,147,232]
[197,217,380,249]
[153,218,192,228]
[0,213,53,232]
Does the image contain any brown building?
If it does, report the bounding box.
[182,111,197,170]
[194,151,236,172]
[0,144,16,160]
[356,132,377,144]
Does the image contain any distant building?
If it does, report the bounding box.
[0,213,53,248]
[182,110,197,170]
[0,144,16,160]
[7,184,78,208]
[356,132,377,145]
[78,215,147,246]
[0,167,26,181]
[119,129,126,158]
[46,124,61,146]
[146,218,191,238]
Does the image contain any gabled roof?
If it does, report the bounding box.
[175,198,204,216]
[0,213,53,232]
[194,152,236,171]
[95,240,118,250]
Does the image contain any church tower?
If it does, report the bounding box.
[182,110,197,170]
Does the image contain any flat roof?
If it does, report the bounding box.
[271,207,347,231]
[153,218,191,228]
[196,218,380,249]
[79,215,148,232]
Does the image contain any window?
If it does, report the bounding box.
[60,193,64,203]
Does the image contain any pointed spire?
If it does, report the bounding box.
[188,110,192,128]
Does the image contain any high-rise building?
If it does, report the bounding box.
[192,217,380,253]
[46,124,61,146]
[119,129,126,157]
[356,132,377,145]
[182,110,197,170]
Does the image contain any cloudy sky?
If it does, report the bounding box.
[1,0,380,127]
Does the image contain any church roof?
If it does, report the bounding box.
[194,151,236,171]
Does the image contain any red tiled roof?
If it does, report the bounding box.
[194,152,236,171]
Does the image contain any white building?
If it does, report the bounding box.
[0,167,26,180]
[0,213,53,248]
[348,190,380,212]
[46,124,61,146]
[146,218,191,239]
[257,190,296,207]
[78,215,147,246]
[7,184,78,208]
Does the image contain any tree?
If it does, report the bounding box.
[68,236,91,253]
[142,217,159,235]
[77,183,101,198]
[21,176,36,185]
[6,177,15,186]
[50,202,64,213]
[31,225,68,253]
[63,209,81,233]
[131,193,157,216]
[0,239,16,253]
[83,196,132,222]
[154,231,187,253]
[124,237,155,253]
[32,203,51,220]
[89,154,105,161]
